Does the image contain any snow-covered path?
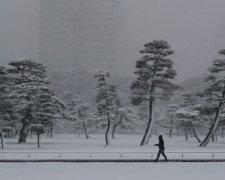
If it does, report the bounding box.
[1,134,225,160]
[0,162,224,180]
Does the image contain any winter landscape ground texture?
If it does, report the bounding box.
[1,134,225,179]
[1,134,225,158]
[1,162,225,180]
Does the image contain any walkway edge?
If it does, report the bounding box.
[0,159,225,163]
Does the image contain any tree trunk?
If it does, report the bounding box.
[146,119,157,145]
[169,126,172,138]
[200,92,224,147]
[78,126,81,138]
[185,129,188,141]
[105,119,112,146]
[82,122,90,139]
[112,115,123,139]
[111,126,116,139]
[30,130,33,138]
[140,87,155,146]
[37,133,40,148]
[192,127,201,143]
[18,108,31,143]
[18,124,29,143]
[50,124,54,138]
[212,133,215,142]
[222,128,224,138]
[0,130,4,149]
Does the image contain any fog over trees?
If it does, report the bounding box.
[1,1,225,149]
[1,0,225,81]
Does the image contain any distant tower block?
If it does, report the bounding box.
[39,0,123,73]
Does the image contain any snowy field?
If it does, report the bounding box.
[0,134,225,160]
[1,134,225,180]
[1,162,225,180]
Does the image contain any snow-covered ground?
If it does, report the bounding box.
[1,134,225,180]
[0,162,225,180]
[0,134,225,159]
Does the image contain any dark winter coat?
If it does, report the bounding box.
[155,139,165,150]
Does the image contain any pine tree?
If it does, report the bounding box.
[112,107,139,139]
[131,40,180,146]
[0,66,20,148]
[8,59,65,143]
[193,101,217,142]
[176,92,202,142]
[165,104,179,138]
[77,102,92,139]
[95,70,120,146]
[32,86,66,138]
[0,67,13,148]
[29,124,46,148]
[200,49,225,146]
[64,92,92,138]
[8,59,46,143]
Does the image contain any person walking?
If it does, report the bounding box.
[154,135,168,162]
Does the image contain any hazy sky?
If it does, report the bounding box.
[0,0,225,81]
[0,0,39,65]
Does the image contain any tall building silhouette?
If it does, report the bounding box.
[39,0,123,72]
